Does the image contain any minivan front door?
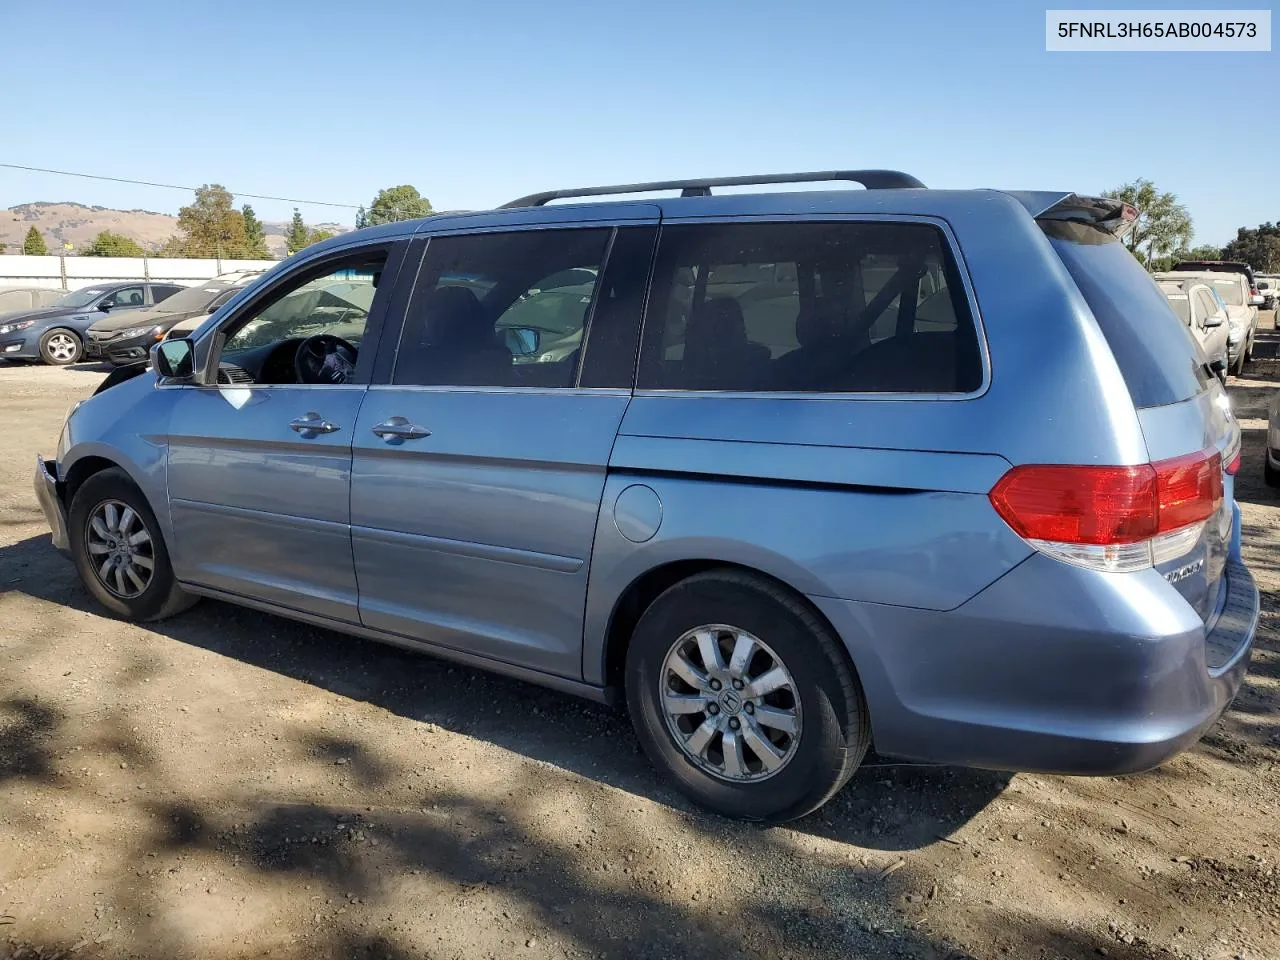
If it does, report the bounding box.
[165,245,404,623]
[350,222,657,679]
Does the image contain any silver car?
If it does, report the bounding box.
[1155,277,1229,380]
[34,171,1258,822]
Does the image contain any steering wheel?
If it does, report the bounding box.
[294,334,358,384]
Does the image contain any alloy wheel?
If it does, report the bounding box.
[46,333,78,363]
[85,499,155,599]
[659,624,802,782]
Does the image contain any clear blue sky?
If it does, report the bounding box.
[1,0,1275,244]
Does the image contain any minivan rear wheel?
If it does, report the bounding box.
[68,468,197,621]
[625,570,870,822]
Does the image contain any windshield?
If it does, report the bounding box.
[1208,277,1244,306]
[149,283,235,315]
[53,287,106,309]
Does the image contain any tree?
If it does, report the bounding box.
[1222,223,1280,273]
[241,204,271,259]
[175,184,251,258]
[1180,244,1224,262]
[355,206,369,230]
[22,227,48,256]
[367,185,432,225]
[81,230,146,257]
[285,208,311,255]
[1102,179,1192,265]
[307,228,335,246]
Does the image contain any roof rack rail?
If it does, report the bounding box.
[499,169,925,209]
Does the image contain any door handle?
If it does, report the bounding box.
[289,412,341,435]
[371,416,431,441]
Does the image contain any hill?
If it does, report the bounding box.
[1,202,349,259]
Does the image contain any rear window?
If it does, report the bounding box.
[1045,220,1207,408]
[637,220,982,393]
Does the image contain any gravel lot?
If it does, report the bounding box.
[1,323,1278,960]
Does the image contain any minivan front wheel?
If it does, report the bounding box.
[625,570,870,822]
[68,468,196,621]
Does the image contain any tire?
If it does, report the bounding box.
[68,467,197,621]
[39,327,83,366]
[625,569,870,822]
[1233,350,1246,377]
[1266,455,1280,489]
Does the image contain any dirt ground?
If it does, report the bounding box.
[1,323,1278,960]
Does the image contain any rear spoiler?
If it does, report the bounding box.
[1003,191,1139,241]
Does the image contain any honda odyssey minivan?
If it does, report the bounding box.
[35,171,1259,821]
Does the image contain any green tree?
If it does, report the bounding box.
[1179,244,1224,262]
[367,185,432,225]
[307,228,335,247]
[1102,179,1193,265]
[285,208,311,255]
[1222,223,1280,273]
[354,205,368,230]
[81,230,146,257]
[240,204,271,259]
[175,184,251,258]
[22,227,48,256]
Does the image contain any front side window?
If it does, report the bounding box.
[394,229,611,388]
[106,286,145,309]
[217,254,386,385]
[638,221,981,393]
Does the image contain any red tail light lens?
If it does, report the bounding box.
[990,449,1223,549]
[1226,451,1241,475]
[1154,450,1222,531]
[990,464,1157,545]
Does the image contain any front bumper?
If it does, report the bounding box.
[34,456,70,556]
[2,334,37,359]
[812,548,1259,776]
[90,332,158,365]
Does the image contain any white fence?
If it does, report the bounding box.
[0,255,279,290]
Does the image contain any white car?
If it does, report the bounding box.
[1158,270,1258,375]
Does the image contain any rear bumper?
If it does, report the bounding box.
[34,456,70,556]
[813,551,1258,776]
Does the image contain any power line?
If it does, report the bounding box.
[0,161,360,210]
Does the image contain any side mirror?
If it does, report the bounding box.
[502,326,541,357]
[1205,315,1224,328]
[97,300,113,312]
[152,338,195,382]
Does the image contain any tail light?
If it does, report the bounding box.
[989,449,1223,572]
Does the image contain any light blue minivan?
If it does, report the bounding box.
[35,171,1259,821]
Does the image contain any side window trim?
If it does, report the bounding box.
[193,239,410,386]
[634,214,989,400]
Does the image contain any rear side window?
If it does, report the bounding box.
[637,221,981,393]
[1045,221,1207,408]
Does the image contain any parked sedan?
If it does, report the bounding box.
[85,278,252,365]
[0,286,66,313]
[1155,277,1229,379]
[0,281,183,365]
